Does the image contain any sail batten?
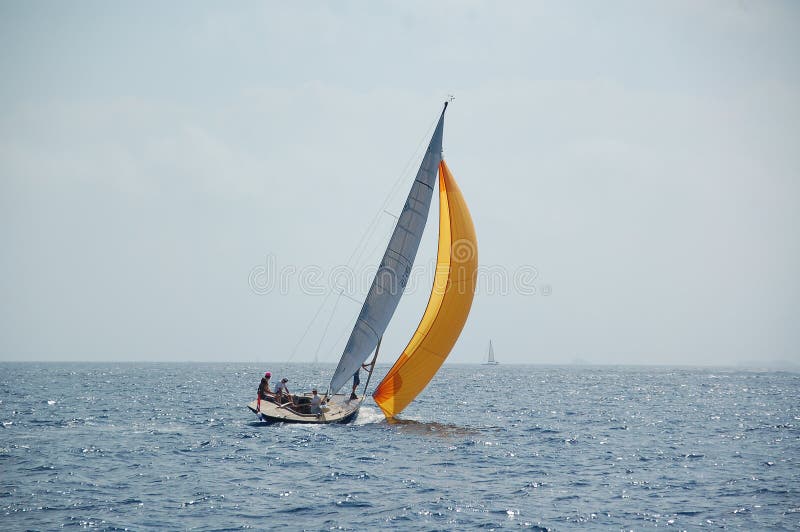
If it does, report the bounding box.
[328,106,447,394]
[372,159,478,417]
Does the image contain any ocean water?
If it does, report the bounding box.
[1,363,798,530]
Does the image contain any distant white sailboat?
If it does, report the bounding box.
[483,340,499,365]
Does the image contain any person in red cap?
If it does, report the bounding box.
[256,371,272,411]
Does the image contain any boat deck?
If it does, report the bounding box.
[247,392,362,424]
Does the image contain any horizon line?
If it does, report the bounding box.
[0,360,797,370]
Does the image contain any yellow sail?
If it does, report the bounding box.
[373,160,478,418]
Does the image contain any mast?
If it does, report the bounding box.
[328,104,448,394]
[360,337,381,397]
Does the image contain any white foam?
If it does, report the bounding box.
[353,405,385,425]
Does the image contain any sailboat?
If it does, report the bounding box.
[247,101,477,423]
[483,339,499,365]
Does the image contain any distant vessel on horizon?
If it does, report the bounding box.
[483,340,499,365]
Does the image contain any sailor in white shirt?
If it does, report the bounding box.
[275,378,291,404]
[310,388,323,415]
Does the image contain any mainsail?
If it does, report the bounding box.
[373,160,478,417]
[488,340,495,363]
[328,105,446,394]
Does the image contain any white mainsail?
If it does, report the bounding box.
[488,340,495,364]
[328,105,447,394]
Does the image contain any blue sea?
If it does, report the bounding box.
[1,363,798,530]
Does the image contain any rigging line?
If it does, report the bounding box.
[320,219,396,359]
[288,289,335,362]
[347,147,421,268]
[288,112,438,365]
[312,282,371,368]
[339,291,363,305]
[327,309,361,359]
[325,288,376,362]
[361,336,382,397]
[314,180,427,367]
[326,199,417,356]
[313,291,343,364]
[347,115,439,273]
[361,220,407,276]
[337,112,438,290]
[344,183,401,275]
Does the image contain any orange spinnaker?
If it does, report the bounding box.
[372,160,478,418]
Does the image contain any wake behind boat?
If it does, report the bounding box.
[248,100,477,424]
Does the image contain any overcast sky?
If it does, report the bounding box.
[1,1,798,366]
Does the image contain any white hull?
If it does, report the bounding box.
[247,392,362,424]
